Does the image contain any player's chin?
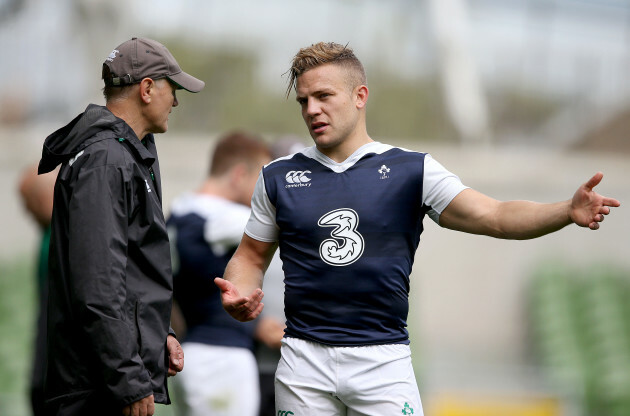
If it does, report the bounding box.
[313,135,338,149]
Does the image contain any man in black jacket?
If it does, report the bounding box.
[38,37,204,416]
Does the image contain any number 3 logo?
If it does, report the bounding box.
[318,208,365,266]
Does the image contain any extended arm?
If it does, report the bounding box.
[214,234,277,321]
[439,172,620,239]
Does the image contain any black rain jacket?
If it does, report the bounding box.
[38,104,174,413]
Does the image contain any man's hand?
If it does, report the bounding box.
[122,394,154,416]
[569,172,620,230]
[214,277,264,322]
[167,334,184,376]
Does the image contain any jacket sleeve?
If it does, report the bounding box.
[67,162,153,405]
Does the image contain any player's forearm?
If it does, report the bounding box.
[493,199,572,240]
[223,250,265,295]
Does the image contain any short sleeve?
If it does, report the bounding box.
[204,201,251,256]
[244,171,279,242]
[423,154,469,224]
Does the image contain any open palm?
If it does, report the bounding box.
[570,172,620,230]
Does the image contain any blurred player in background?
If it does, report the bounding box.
[216,42,620,415]
[167,131,283,416]
[17,163,58,416]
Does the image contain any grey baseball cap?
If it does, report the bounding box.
[103,37,205,93]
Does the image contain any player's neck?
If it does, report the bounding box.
[318,131,373,163]
[197,177,239,203]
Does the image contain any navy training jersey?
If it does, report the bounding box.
[167,193,257,350]
[246,142,467,346]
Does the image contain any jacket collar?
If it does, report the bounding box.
[120,134,157,167]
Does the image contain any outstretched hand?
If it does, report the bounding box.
[214,277,264,322]
[570,172,620,230]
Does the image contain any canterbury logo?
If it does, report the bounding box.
[285,170,311,183]
[285,170,312,188]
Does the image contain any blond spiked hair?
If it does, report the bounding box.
[286,42,367,98]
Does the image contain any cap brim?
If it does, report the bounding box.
[167,71,205,93]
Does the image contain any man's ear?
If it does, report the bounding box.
[139,78,155,104]
[355,85,369,109]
